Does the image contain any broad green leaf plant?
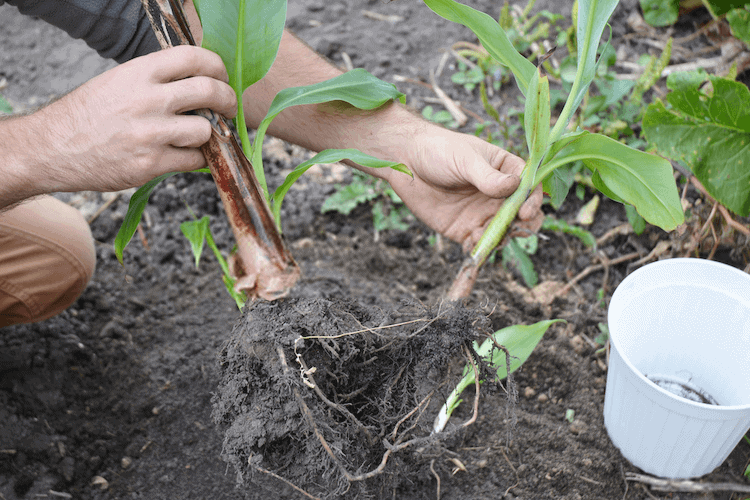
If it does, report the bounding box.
[116,0,410,305]
[643,70,750,216]
[425,0,683,300]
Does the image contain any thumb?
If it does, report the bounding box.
[467,161,520,199]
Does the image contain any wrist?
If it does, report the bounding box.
[0,112,47,209]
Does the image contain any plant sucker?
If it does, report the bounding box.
[139,0,300,301]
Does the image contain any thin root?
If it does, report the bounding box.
[461,344,480,428]
[430,459,442,500]
[251,463,322,500]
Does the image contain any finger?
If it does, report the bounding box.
[518,183,544,221]
[148,45,230,84]
[155,147,207,176]
[165,76,238,117]
[163,115,214,149]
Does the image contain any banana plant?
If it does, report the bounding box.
[119,0,409,304]
[423,0,684,300]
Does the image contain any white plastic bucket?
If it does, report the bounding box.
[603,258,750,478]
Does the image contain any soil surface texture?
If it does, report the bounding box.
[2,0,750,499]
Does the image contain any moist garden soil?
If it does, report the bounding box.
[2,0,750,498]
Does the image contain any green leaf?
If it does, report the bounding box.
[0,94,12,114]
[542,216,597,248]
[272,148,410,229]
[502,237,538,288]
[193,0,286,98]
[524,68,551,160]
[643,73,750,216]
[322,183,378,216]
[625,204,646,234]
[639,0,679,26]
[542,163,579,209]
[180,216,210,268]
[703,0,750,18]
[252,69,406,195]
[372,202,411,232]
[114,172,179,264]
[474,320,565,380]
[539,131,684,230]
[421,0,536,96]
[727,5,750,46]
[555,0,619,136]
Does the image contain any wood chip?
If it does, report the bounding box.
[361,10,404,23]
[428,69,468,127]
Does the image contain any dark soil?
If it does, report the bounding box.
[2,0,750,499]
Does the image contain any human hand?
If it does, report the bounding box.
[384,125,543,252]
[31,45,237,194]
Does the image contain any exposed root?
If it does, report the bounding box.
[461,344,480,429]
[430,459,442,500]
[251,463,322,500]
[295,352,376,446]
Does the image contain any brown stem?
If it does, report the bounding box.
[140,0,300,301]
[445,257,481,301]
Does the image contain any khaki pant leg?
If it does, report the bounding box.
[0,196,96,327]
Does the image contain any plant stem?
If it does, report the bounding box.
[232,0,268,203]
[250,121,271,203]
[548,1,594,143]
[432,364,477,434]
[470,151,540,266]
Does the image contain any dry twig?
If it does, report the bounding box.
[86,193,120,224]
[428,69,468,127]
[626,473,750,494]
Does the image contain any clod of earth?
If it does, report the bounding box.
[212,295,514,499]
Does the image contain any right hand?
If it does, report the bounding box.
[34,45,237,194]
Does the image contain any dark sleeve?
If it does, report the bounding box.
[0,0,160,63]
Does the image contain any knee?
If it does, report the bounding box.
[0,197,96,327]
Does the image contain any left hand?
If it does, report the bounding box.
[383,125,544,253]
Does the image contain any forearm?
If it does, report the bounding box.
[243,30,428,178]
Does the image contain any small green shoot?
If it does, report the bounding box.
[180,214,248,309]
[565,408,576,423]
[451,61,485,92]
[595,322,609,355]
[422,105,459,128]
[433,319,564,433]
[0,94,12,114]
[322,170,413,236]
[542,216,597,249]
[502,235,538,288]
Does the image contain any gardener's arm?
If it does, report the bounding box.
[0,46,237,211]
[241,31,543,249]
